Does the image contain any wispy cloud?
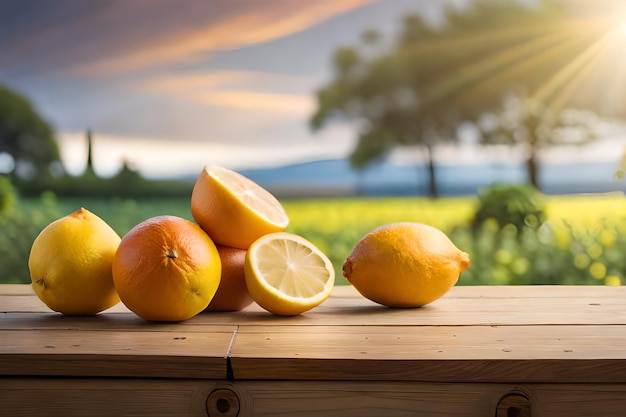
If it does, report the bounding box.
[70,0,376,76]
[197,90,314,115]
[145,70,317,115]
[146,70,317,92]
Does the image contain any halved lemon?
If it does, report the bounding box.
[244,232,335,316]
[191,165,289,249]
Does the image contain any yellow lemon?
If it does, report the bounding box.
[343,222,470,307]
[191,165,289,249]
[28,207,121,315]
[244,232,335,316]
[112,215,222,322]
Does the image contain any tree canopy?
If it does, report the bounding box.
[0,85,60,179]
[311,0,626,196]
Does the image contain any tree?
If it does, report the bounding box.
[310,0,624,195]
[0,85,61,179]
[478,95,598,189]
[310,14,454,197]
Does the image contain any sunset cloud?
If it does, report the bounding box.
[146,70,317,93]
[145,70,318,116]
[70,0,376,76]
[197,90,314,115]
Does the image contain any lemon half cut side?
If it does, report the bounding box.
[191,165,289,249]
[210,165,288,226]
[244,232,335,316]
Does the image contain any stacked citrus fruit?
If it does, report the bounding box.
[189,165,335,316]
[28,165,336,320]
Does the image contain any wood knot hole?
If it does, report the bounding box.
[206,388,240,417]
[496,393,531,417]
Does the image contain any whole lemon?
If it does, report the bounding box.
[112,215,222,322]
[343,222,470,307]
[28,207,121,315]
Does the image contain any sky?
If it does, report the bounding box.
[1,0,626,179]
[0,0,466,178]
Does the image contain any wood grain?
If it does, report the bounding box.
[3,284,626,382]
[0,378,217,417]
[230,324,626,361]
[0,327,235,378]
[4,378,626,417]
[3,284,626,415]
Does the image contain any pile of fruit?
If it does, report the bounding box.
[28,165,470,321]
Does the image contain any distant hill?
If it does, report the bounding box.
[237,158,626,198]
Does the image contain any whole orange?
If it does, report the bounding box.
[205,245,254,312]
[112,215,221,321]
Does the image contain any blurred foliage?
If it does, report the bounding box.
[0,85,60,179]
[472,183,546,231]
[3,179,626,288]
[0,176,17,215]
[452,217,625,286]
[14,168,193,199]
[0,185,60,284]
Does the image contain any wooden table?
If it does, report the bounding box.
[1,284,626,417]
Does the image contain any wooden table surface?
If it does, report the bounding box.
[2,284,626,416]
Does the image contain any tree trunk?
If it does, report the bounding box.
[526,149,540,190]
[425,144,438,198]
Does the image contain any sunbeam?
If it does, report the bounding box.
[406,4,626,120]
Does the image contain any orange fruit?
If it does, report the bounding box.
[112,215,221,321]
[28,207,121,315]
[343,222,470,308]
[244,232,335,316]
[205,244,254,312]
[190,165,289,249]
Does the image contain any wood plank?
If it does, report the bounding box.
[230,325,626,383]
[0,284,37,295]
[0,378,218,417]
[5,294,625,327]
[0,327,235,378]
[235,381,626,417]
[0,311,238,331]
[231,325,626,360]
[532,384,626,417]
[3,285,626,327]
[236,380,502,417]
[4,378,626,417]
[193,291,626,327]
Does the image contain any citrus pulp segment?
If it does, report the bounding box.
[244,232,335,316]
[191,165,289,249]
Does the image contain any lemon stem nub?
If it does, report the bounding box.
[36,277,47,289]
[167,249,178,259]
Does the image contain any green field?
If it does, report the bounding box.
[4,192,626,286]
